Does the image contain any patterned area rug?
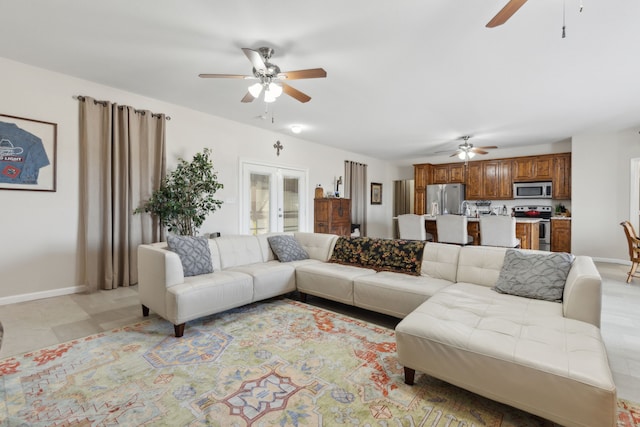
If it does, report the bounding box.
[0,298,638,426]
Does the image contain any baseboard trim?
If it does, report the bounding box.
[0,285,88,306]
[591,257,630,265]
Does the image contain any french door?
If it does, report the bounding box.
[241,161,308,235]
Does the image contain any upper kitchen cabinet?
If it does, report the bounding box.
[553,153,571,199]
[512,155,553,181]
[432,163,465,184]
[466,160,512,200]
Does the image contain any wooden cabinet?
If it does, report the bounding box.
[515,221,540,250]
[551,219,571,252]
[314,198,351,236]
[465,160,512,200]
[414,164,430,215]
[414,152,570,205]
[553,153,571,199]
[465,162,483,200]
[512,155,553,182]
[432,163,465,184]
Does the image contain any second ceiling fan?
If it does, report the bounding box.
[486,0,528,28]
[451,136,497,160]
[199,47,326,103]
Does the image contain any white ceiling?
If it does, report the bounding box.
[2,0,640,165]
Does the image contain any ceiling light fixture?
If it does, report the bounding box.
[247,80,283,103]
[457,150,476,160]
[290,125,302,134]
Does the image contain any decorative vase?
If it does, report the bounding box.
[315,185,324,199]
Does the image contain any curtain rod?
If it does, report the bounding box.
[75,95,171,120]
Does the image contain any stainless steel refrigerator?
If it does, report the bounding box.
[426,184,465,215]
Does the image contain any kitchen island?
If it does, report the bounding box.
[424,216,541,250]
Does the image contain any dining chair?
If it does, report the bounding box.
[480,216,520,248]
[620,220,640,283]
[436,214,473,245]
[397,214,433,241]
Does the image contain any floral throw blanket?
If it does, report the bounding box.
[329,236,425,276]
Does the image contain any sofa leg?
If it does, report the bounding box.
[142,304,149,317]
[174,323,185,337]
[404,367,415,385]
[299,292,308,303]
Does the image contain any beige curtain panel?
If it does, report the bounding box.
[78,96,166,291]
[344,160,367,236]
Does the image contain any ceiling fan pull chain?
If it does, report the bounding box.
[562,0,567,38]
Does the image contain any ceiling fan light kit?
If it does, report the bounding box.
[199,46,327,104]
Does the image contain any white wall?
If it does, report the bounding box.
[573,127,640,262]
[0,57,402,301]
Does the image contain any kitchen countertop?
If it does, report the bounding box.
[551,216,572,220]
[424,215,542,223]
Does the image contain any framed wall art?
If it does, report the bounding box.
[371,182,382,205]
[0,114,57,192]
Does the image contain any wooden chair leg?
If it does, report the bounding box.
[404,367,416,385]
[628,262,639,283]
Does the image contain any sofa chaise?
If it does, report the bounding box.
[137,232,616,427]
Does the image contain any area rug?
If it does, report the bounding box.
[0,299,638,426]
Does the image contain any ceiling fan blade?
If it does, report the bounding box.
[278,68,327,80]
[282,83,311,103]
[199,73,252,79]
[471,148,489,155]
[242,48,267,71]
[241,92,256,103]
[486,0,528,28]
[475,145,498,150]
[449,151,463,158]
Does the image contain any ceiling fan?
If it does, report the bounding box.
[199,47,327,104]
[450,136,497,160]
[486,0,528,28]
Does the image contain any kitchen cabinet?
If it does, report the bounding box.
[465,163,483,200]
[515,221,540,250]
[553,153,571,199]
[414,164,430,214]
[465,160,512,200]
[551,219,571,252]
[432,164,465,184]
[512,155,553,182]
[314,198,351,236]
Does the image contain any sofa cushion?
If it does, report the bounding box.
[421,242,460,282]
[329,236,425,276]
[166,235,214,277]
[267,235,309,262]
[493,249,575,302]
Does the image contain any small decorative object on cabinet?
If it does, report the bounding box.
[314,198,351,236]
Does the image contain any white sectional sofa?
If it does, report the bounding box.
[137,232,616,427]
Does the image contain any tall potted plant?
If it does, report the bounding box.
[135,148,224,236]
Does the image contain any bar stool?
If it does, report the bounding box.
[480,216,520,248]
[436,214,473,245]
[397,214,433,241]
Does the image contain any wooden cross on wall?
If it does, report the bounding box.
[274,140,283,156]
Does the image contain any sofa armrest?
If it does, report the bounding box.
[562,256,602,327]
[138,244,185,317]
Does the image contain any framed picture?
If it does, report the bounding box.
[0,114,57,192]
[371,182,382,205]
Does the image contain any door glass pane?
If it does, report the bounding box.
[250,173,271,235]
[283,177,299,232]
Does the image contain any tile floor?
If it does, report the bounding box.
[0,262,639,402]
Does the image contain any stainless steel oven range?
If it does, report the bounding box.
[513,205,552,251]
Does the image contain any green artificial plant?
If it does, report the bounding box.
[135,148,223,236]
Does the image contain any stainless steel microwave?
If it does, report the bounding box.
[513,182,552,199]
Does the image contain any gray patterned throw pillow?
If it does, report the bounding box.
[166,235,214,277]
[267,235,309,262]
[493,249,575,302]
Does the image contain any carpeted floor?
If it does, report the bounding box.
[0,298,638,426]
